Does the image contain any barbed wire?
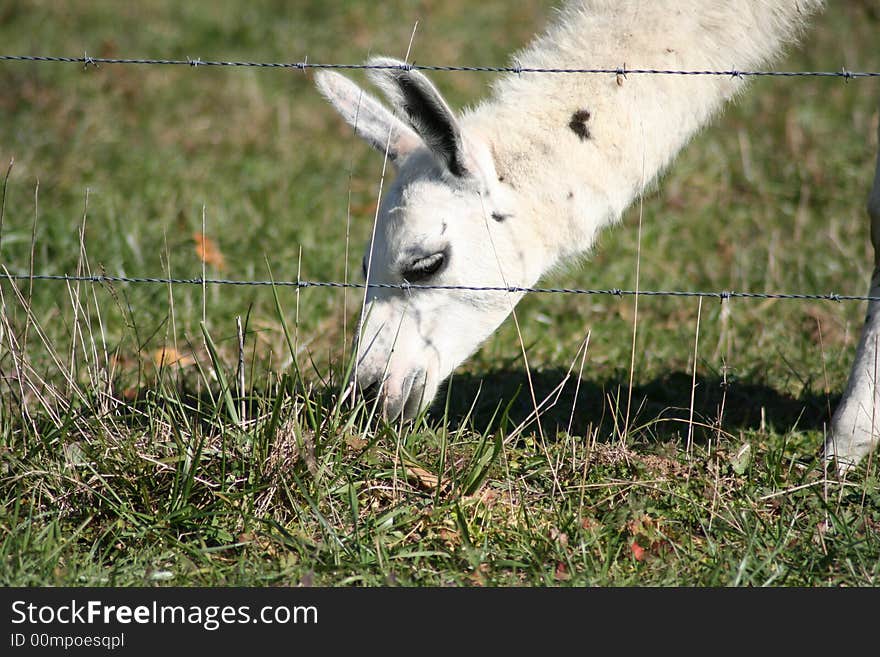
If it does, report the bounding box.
[2,54,877,305]
[1,54,879,79]
[1,273,875,303]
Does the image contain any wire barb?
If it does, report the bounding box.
[82,51,98,70]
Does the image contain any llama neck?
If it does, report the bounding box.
[463,0,823,274]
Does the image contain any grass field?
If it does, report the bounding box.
[2,0,880,586]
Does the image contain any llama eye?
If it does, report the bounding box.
[402,252,446,282]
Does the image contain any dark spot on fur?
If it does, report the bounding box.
[491,212,510,222]
[567,190,574,200]
[441,221,447,235]
[498,175,505,182]
[569,109,591,140]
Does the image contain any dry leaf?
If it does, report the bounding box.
[467,562,490,586]
[627,514,669,561]
[109,353,136,370]
[479,488,499,507]
[345,434,369,450]
[350,200,378,216]
[152,347,195,368]
[627,515,656,536]
[630,540,647,562]
[437,527,460,545]
[192,231,226,270]
[405,465,440,491]
[462,487,499,506]
[554,562,571,581]
[550,527,569,547]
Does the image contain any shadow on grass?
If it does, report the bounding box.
[107,364,833,451]
[440,368,834,444]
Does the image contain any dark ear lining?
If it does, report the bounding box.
[368,58,470,177]
[394,74,468,177]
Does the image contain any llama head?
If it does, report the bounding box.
[315,58,532,420]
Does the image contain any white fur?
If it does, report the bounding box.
[827,122,880,472]
[314,0,880,473]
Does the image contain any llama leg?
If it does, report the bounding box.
[826,116,880,473]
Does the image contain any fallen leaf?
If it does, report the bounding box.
[152,347,196,368]
[554,562,571,581]
[627,515,656,536]
[405,465,441,491]
[109,353,136,370]
[462,487,500,506]
[581,516,598,530]
[630,540,647,562]
[627,514,670,561]
[479,488,499,507]
[550,527,569,547]
[437,527,460,546]
[193,231,226,270]
[350,200,378,216]
[467,562,490,586]
[345,434,369,450]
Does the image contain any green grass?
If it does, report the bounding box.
[1,0,879,586]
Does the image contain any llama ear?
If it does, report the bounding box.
[314,70,422,164]
[367,57,470,178]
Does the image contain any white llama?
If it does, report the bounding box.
[315,0,880,471]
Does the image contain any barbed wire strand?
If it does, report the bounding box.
[1,273,875,303]
[2,56,877,303]
[1,55,879,79]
